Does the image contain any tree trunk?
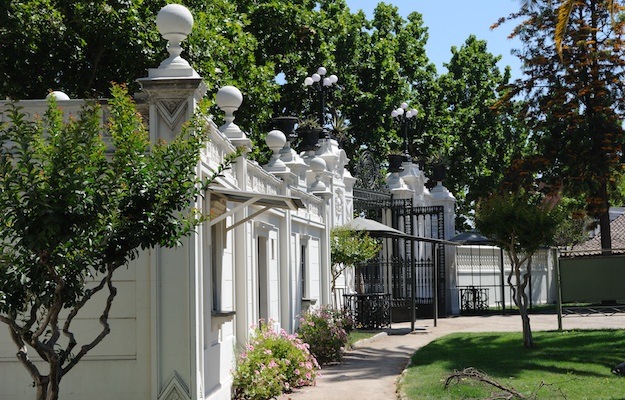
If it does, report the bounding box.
[519,303,534,348]
[508,254,535,348]
[35,378,47,400]
[598,208,612,255]
[33,365,61,400]
[597,179,612,255]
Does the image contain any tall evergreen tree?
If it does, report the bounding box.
[497,1,625,251]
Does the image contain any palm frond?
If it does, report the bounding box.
[555,0,576,60]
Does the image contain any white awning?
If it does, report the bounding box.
[342,217,458,245]
[208,186,305,231]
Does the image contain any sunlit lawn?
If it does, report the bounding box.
[399,330,625,400]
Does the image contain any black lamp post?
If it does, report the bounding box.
[391,102,418,162]
[304,67,338,132]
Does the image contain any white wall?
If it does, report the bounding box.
[454,246,556,310]
[0,255,152,400]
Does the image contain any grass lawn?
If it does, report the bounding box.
[398,329,625,400]
[347,330,378,347]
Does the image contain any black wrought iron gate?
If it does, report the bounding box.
[354,194,445,319]
[351,152,446,320]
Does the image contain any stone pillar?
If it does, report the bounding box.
[430,181,459,315]
[400,160,430,207]
[135,5,203,400]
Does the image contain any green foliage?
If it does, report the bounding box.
[1,0,441,168]
[0,0,165,98]
[399,329,625,400]
[2,0,528,227]
[497,1,625,249]
[232,322,319,400]
[330,227,380,291]
[551,197,594,249]
[0,83,238,399]
[475,191,563,256]
[297,114,322,130]
[433,35,525,231]
[185,0,279,161]
[297,305,355,365]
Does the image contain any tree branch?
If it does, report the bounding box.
[61,263,118,377]
[59,273,108,366]
[445,367,527,399]
[3,322,44,386]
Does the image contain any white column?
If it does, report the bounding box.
[136,5,205,399]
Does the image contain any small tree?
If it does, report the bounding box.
[330,227,380,296]
[0,84,239,400]
[475,191,563,348]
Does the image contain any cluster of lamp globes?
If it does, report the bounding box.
[303,67,338,87]
[391,102,418,119]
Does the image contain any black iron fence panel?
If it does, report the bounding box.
[343,293,391,329]
[459,285,489,314]
[360,258,385,294]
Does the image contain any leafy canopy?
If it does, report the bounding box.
[330,227,380,291]
[475,191,563,256]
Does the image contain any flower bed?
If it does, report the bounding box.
[233,322,319,400]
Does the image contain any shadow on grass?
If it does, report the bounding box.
[408,329,625,380]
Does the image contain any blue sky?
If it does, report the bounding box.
[343,0,524,79]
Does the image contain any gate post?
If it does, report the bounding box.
[135,5,205,400]
[431,182,457,315]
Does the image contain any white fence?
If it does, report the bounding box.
[453,245,557,312]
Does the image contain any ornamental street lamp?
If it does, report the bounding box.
[391,102,418,162]
[304,66,338,130]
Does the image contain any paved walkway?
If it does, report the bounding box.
[278,313,625,400]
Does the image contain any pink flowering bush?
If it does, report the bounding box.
[298,306,355,365]
[232,322,319,400]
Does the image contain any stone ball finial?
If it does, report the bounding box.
[266,129,286,151]
[152,4,196,75]
[156,4,194,39]
[310,156,326,174]
[46,91,70,100]
[216,86,243,111]
[264,130,288,174]
[216,86,247,142]
[308,156,328,193]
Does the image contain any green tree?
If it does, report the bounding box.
[4,0,525,199]
[0,0,166,99]
[0,0,278,159]
[245,1,437,161]
[330,227,380,295]
[433,35,532,231]
[341,5,438,160]
[184,0,279,160]
[0,84,239,400]
[1,0,439,167]
[475,191,563,348]
[498,1,625,252]
[551,197,595,249]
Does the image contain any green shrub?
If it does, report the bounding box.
[298,306,355,365]
[232,322,319,400]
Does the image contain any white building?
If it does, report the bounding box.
[0,4,456,400]
[0,5,346,399]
